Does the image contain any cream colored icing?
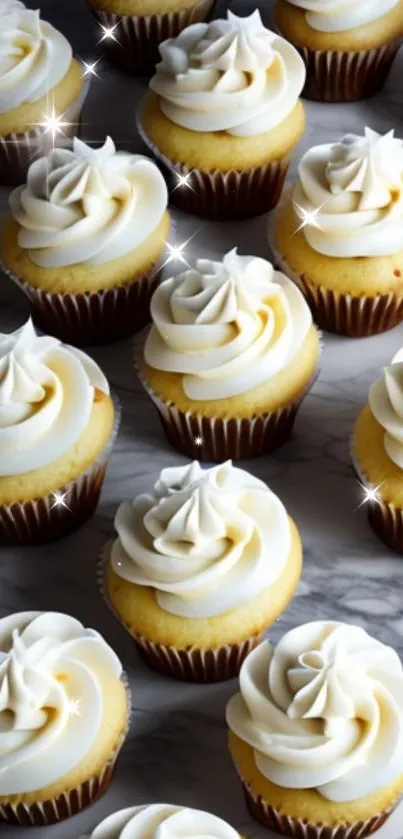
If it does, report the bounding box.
[0,611,123,794]
[292,127,403,257]
[226,621,403,802]
[0,5,72,113]
[144,249,313,401]
[0,319,109,476]
[149,10,305,137]
[369,347,403,468]
[81,804,240,839]
[9,136,168,268]
[283,0,399,32]
[110,460,291,619]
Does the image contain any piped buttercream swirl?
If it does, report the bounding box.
[110,460,291,619]
[0,611,123,794]
[80,804,240,839]
[0,5,72,113]
[0,319,109,476]
[226,621,403,802]
[292,127,403,257]
[149,10,305,136]
[283,0,399,32]
[369,347,403,468]
[10,136,168,268]
[144,249,312,401]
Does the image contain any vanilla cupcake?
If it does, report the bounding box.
[1,137,171,345]
[136,249,320,461]
[82,804,240,839]
[274,0,403,101]
[0,319,119,545]
[138,11,306,220]
[87,0,214,75]
[0,611,130,826]
[102,460,302,682]
[352,347,403,554]
[272,128,403,338]
[227,621,403,838]
[0,1,87,185]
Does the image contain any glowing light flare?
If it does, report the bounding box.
[292,200,325,236]
[194,436,203,447]
[34,108,72,143]
[67,697,81,717]
[99,23,119,43]
[82,60,101,78]
[160,234,197,272]
[51,491,70,512]
[356,481,384,510]
[171,170,196,194]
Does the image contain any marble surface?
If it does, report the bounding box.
[2,0,403,836]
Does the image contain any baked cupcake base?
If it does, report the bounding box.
[88,0,214,75]
[0,395,120,546]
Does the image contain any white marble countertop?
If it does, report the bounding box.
[2,1,403,837]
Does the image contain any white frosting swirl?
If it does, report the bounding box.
[149,11,305,137]
[369,347,403,468]
[144,249,312,401]
[283,0,399,32]
[81,804,240,839]
[0,319,109,476]
[292,127,403,258]
[0,1,26,17]
[0,611,123,794]
[10,137,168,268]
[0,5,72,114]
[110,460,291,619]
[227,622,403,802]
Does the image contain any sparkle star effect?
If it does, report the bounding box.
[292,200,325,236]
[356,481,384,510]
[171,169,196,194]
[51,491,70,511]
[82,60,101,78]
[99,23,119,43]
[194,436,203,447]
[34,108,72,144]
[67,697,81,717]
[160,233,198,272]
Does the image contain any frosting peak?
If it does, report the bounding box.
[0,319,109,475]
[150,11,305,137]
[283,0,399,32]
[227,621,403,802]
[110,460,292,619]
[369,347,403,468]
[81,804,240,839]
[292,127,403,258]
[144,249,312,401]
[10,137,168,268]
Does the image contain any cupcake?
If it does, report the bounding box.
[0,319,119,545]
[0,1,88,186]
[102,460,302,682]
[82,804,240,839]
[87,0,214,76]
[138,10,306,220]
[0,136,171,345]
[274,0,403,102]
[136,249,320,461]
[0,610,130,826]
[272,127,403,338]
[352,347,403,554]
[226,621,403,838]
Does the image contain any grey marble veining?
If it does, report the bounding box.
[1,0,403,836]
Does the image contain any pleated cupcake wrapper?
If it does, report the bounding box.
[0,671,131,826]
[351,442,403,556]
[267,207,403,338]
[287,38,402,103]
[242,784,397,839]
[0,71,90,187]
[0,393,121,546]
[88,0,214,75]
[97,543,263,682]
[1,256,164,347]
[133,331,322,461]
[137,112,290,221]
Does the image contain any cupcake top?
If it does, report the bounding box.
[226,621,403,801]
[144,249,313,401]
[0,610,123,794]
[149,10,305,136]
[0,319,109,476]
[110,460,292,619]
[0,2,72,114]
[368,347,403,468]
[9,136,168,268]
[81,804,240,839]
[283,0,399,32]
[292,127,403,258]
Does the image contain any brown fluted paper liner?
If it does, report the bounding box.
[0,395,120,546]
[97,545,262,683]
[295,39,402,102]
[0,672,131,826]
[88,0,214,75]
[0,73,90,187]
[243,784,396,839]
[351,447,403,555]
[1,259,163,346]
